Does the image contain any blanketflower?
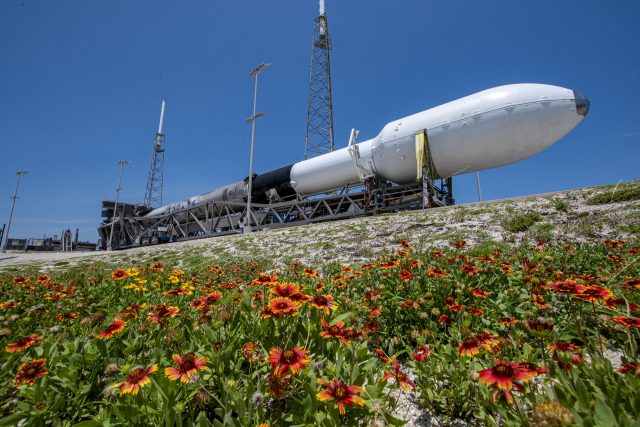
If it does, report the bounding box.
[622,278,640,291]
[427,265,447,277]
[252,273,278,286]
[310,294,338,314]
[468,307,485,316]
[316,377,365,414]
[319,318,360,344]
[164,353,208,383]
[1,301,19,310]
[268,297,301,316]
[617,363,640,376]
[382,356,415,392]
[98,319,126,340]
[547,279,585,294]
[368,307,382,318]
[379,259,400,269]
[271,283,309,302]
[399,270,412,282]
[500,317,519,326]
[471,288,489,299]
[111,269,128,281]
[612,316,640,328]
[548,341,584,369]
[14,359,48,386]
[147,305,180,324]
[573,285,613,303]
[5,334,42,353]
[413,345,430,362]
[303,268,319,277]
[479,360,538,403]
[459,337,481,357]
[242,342,260,363]
[268,347,310,375]
[191,292,223,310]
[460,263,478,276]
[116,364,157,395]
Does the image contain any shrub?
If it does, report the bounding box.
[501,211,542,232]
[589,186,640,204]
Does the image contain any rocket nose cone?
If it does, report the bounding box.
[573,90,590,117]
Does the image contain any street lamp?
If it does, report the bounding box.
[1,170,30,253]
[107,160,131,250]
[244,62,270,233]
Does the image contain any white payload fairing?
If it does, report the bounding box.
[143,83,589,218]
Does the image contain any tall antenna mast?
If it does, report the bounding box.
[144,99,166,207]
[304,0,334,159]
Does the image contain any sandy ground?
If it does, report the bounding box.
[1,181,638,273]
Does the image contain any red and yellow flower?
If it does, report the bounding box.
[382,356,415,392]
[268,347,310,375]
[252,273,278,286]
[548,279,585,294]
[116,364,158,395]
[5,334,42,353]
[612,316,640,328]
[147,305,180,324]
[268,297,301,316]
[471,288,489,299]
[111,269,128,281]
[310,294,338,314]
[316,377,366,414]
[164,353,208,383]
[573,285,613,303]
[426,266,448,277]
[98,319,126,340]
[399,270,412,282]
[479,360,538,403]
[14,359,48,386]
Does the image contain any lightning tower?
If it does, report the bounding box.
[144,99,166,207]
[305,0,334,159]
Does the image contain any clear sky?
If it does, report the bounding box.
[1,0,639,243]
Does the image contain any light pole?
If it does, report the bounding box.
[107,160,131,250]
[1,170,29,253]
[244,62,270,233]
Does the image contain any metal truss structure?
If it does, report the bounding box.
[97,181,454,250]
[305,13,334,159]
[144,100,166,207]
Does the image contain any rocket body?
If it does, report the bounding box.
[144,83,589,218]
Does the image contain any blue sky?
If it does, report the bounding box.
[1,0,639,242]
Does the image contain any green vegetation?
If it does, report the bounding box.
[1,240,639,425]
[553,199,569,212]
[501,211,542,233]
[589,186,640,205]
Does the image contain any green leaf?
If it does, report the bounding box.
[594,398,617,426]
[0,413,26,427]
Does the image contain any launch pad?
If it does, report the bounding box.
[97,178,453,250]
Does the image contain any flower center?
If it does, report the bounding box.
[128,368,147,383]
[494,365,513,377]
[282,350,295,362]
[334,385,346,399]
